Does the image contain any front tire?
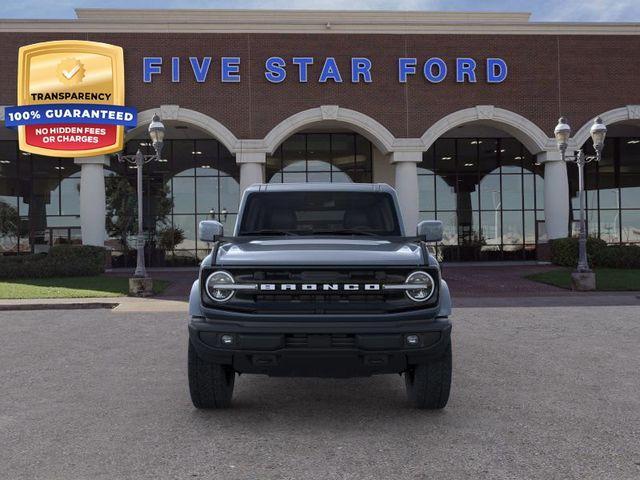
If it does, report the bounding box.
[188,340,235,409]
[404,343,452,409]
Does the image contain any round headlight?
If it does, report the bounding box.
[205,271,235,302]
[405,271,435,302]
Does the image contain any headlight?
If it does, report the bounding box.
[205,271,235,302]
[405,271,435,302]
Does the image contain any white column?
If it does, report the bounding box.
[237,151,266,192]
[391,151,421,235]
[74,155,109,246]
[538,151,569,239]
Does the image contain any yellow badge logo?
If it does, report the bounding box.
[15,40,127,157]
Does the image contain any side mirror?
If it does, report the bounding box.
[417,220,443,243]
[199,220,224,242]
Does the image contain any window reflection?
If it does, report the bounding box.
[568,137,640,245]
[419,137,543,261]
[266,133,373,184]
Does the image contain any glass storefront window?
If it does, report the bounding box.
[266,132,372,184]
[419,136,544,260]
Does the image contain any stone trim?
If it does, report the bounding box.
[420,105,554,154]
[263,105,396,155]
[127,106,240,154]
[571,105,640,148]
[2,10,640,35]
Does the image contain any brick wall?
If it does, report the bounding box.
[0,32,638,140]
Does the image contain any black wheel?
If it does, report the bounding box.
[404,343,452,409]
[188,340,235,409]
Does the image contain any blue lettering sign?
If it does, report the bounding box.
[292,57,314,82]
[143,57,162,83]
[351,58,372,83]
[189,57,211,83]
[171,57,180,83]
[456,58,477,83]
[398,58,417,83]
[424,58,447,83]
[265,56,287,83]
[319,57,342,83]
[487,58,508,83]
[221,57,240,83]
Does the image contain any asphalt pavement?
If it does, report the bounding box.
[1,306,639,480]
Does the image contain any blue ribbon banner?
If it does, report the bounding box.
[4,104,138,128]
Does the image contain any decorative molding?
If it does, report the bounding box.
[263,105,396,154]
[572,105,640,148]
[127,107,240,153]
[421,106,552,154]
[628,105,640,119]
[159,104,180,120]
[475,105,495,120]
[320,105,339,120]
[1,10,639,35]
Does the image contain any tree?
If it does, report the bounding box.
[0,201,21,250]
[105,176,173,251]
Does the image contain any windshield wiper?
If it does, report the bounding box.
[312,229,382,237]
[241,229,300,236]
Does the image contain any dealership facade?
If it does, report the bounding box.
[0,9,639,264]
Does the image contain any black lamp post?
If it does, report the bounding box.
[117,113,165,279]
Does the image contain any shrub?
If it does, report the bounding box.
[550,237,640,268]
[0,245,106,279]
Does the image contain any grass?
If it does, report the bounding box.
[526,268,640,291]
[0,275,170,299]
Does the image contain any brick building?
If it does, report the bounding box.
[0,9,639,264]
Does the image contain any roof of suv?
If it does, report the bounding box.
[246,183,396,194]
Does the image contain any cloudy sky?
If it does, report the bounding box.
[0,0,638,22]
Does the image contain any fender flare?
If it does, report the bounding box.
[189,279,204,318]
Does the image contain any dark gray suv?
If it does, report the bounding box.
[188,183,452,409]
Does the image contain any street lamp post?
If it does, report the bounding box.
[553,116,607,289]
[117,114,165,293]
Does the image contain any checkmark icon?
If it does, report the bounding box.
[62,64,80,79]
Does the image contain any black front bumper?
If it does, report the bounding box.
[189,316,451,378]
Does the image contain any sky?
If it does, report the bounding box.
[0,0,639,22]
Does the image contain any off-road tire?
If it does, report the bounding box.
[404,343,452,409]
[188,340,235,409]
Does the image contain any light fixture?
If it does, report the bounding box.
[54,166,65,170]
[464,163,474,167]
[192,151,203,155]
[470,140,483,145]
[554,117,571,154]
[589,117,607,154]
[0,160,10,164]
[441,156,453,160]
[147,113,165,156]
[200,165,211,169]
[514,156,523,160]
[500,149,506,153]
[627,139,640,144]
[221,208,229,222]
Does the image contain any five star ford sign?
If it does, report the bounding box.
[4,40,137,158]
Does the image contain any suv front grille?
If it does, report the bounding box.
[285,334,356,348]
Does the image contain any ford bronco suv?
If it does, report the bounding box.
[188,183,452,409]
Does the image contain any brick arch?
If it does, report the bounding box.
[420,106,553,154]
[262,105,397,155]
[572,105,640,148]
[127,105,240,154]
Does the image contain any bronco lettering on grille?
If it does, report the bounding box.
[258,283,381,292]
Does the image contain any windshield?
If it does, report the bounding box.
[238,191,402,236]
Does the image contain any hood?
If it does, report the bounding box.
[216,238,423,266]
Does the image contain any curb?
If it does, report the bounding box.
[0,302,119,312]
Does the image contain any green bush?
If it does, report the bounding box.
[0,245,106,279]
[550,237,640,268]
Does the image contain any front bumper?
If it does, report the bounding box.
[189,316,451,378]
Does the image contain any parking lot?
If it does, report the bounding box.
[1,305,639,480]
